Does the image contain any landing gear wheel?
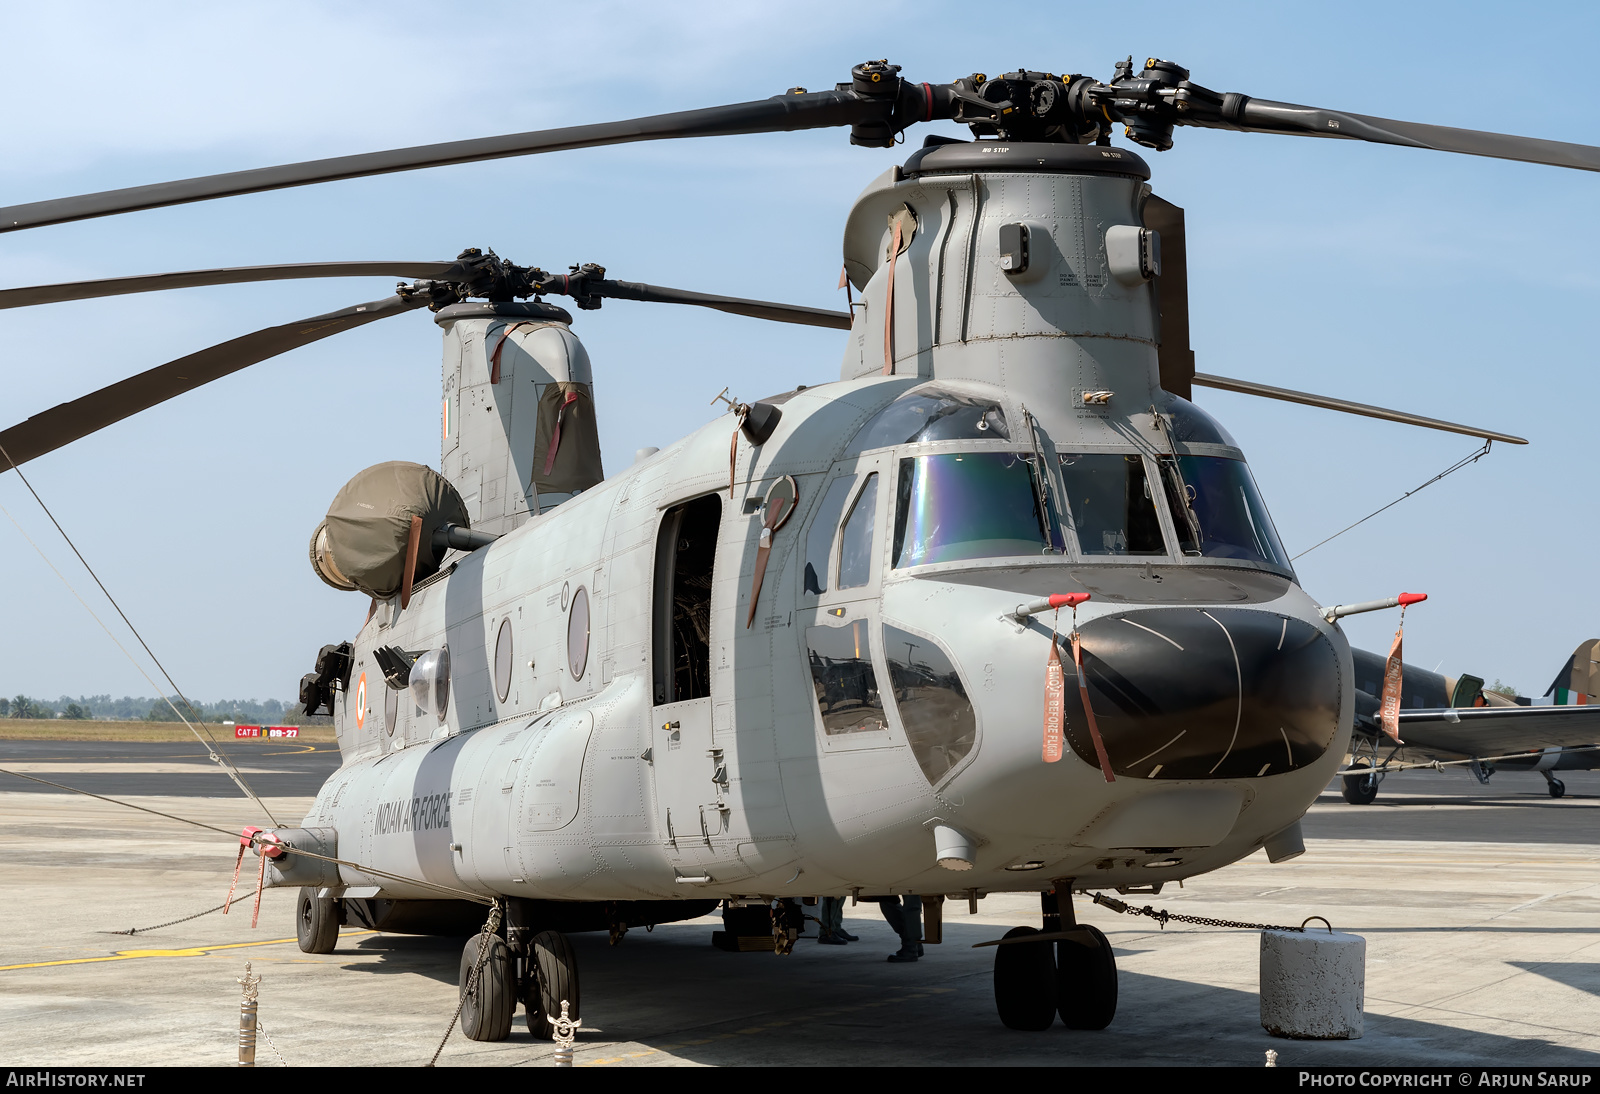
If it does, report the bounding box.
[295,887,338,954]
[524,929,580,1040]
[459,932,516,1042]
[1342,760,1379,805]
[1056,925,1118,1029]
[1548,777,1566,799]
[993,926,1057,1031]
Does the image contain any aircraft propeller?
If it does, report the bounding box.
[0,249,850,470]
[2,56,1562,467]
[3,59,1599,236]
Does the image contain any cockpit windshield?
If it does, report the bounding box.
[1059,453,1166,556]
[892,452,1062,568]
[1158,455,1291,570]
[849,386,1008,454]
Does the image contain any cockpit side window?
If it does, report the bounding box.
[803,475,858,596]
[883,623,976,783]
[836,473,879,590]
[805,619,886,735]
[1059,453,1166,557]
[1157,455,1291,570]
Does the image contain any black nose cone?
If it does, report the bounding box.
[1062,608,1343,780]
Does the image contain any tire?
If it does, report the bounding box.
[459,932,516,1042]
[295,887,338,954]
[1342,760,1379,805]
[1057,925,1118,1030]
[993,926,1057,1031]
[524,929,580,1041]
[1549,778,1566,799]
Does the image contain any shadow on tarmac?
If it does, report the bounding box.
[322,915,1599,1066]
[1507,962,1600,999]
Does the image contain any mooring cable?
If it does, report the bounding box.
[0,441,278,824]
[0,766,491,904]
[1291,440,1492,561]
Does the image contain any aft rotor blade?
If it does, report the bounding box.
[0,261,459,310]
[0,294,425,469]
[0,93,878,235]
[1142,195,1193,400]
[1192,372,1528,445]
[597,281,851,330]
[1219,98,1600,173]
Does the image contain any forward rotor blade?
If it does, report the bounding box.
[0,93,876,235]
[1142,195,1193,400]
[1221,99,1600,173]
[0,294,424,469]
[0,261,458,310]
[1192,372,1527,444]
[596,281,851,330]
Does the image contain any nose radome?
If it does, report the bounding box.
[1062,607,1342,780]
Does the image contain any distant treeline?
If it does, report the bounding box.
[0,694,329,724]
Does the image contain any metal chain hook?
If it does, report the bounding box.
[426,899,504,1067]
[1091,891,1313,934]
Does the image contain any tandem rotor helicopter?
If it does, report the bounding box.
[3,57,1596,1038]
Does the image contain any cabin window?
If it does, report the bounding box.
[805,619,886,735]
[1058,453,1166,556]
[1157,455,1291,570]
[803,475,857,595]
[892,452,1061,568]
[383,680,400,737]
[494,617,514,702]
[836,473,879,589]
[653,494,721,704]
[882,624,976,783]
[567,587,590,680]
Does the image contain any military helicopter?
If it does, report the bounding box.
[1,58,1590,1039]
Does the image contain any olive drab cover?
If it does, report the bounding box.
[316,461,469,599]
[532,382,604,495]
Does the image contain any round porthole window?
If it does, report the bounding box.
[494,617,514,703]
[383,679,399,737]
[567,586,590,680]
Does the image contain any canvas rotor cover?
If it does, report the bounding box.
[533,381,604,495]
[312,462,469,599]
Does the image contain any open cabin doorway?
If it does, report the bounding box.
[649,493,721,865]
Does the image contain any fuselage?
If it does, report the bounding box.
[297,140,1354,905]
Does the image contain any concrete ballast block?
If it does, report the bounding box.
[1259,928,1365,1039]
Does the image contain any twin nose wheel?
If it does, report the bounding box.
[459,929,580,1042]
[992,924,1118,1031]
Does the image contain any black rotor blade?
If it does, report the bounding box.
[0,261,458,310]
[596,281,850,330]
[0,92,877,235]
[0,294,425,470]
[1215,98,1600,173]
[1141,195,1193,400]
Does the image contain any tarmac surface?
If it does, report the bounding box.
[1,742,1596,1067]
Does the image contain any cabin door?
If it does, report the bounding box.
[649,493,723,875]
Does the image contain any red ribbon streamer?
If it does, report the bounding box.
[1071,631,1116,783]
[1043,629,1065,763]
[1379,611,1407,743]
[882,217,902,376]
[543,390,580,476]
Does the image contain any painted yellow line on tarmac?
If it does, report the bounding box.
[0,930,375,971]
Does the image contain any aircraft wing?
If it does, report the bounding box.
[1388,705,1600,756]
